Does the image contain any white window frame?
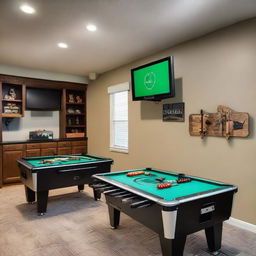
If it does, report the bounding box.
[108,82,129,153]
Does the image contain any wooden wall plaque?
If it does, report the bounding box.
[189,105,249,139]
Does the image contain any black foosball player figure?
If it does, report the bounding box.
[178,173,186,179]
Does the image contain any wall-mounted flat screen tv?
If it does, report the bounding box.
[131,56,175,101]
[26,87,61,110]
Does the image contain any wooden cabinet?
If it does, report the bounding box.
[3,144,25,151]
[26,143,41,150]
[41,142,57,149]
[57,141,72,155]
[72,146,87,154]
[41,148,57,156]
[58,141,71,148]
[58,147,72,155]
[57,140,87,155]
[26,149,41,157]
[26,143,41,157]
[40,142,57,156]
[2,144,25,183]
[1,139,87,185]
[71,140,87,146]
[71,140,87,154]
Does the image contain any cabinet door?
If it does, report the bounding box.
[58,141,71,148]
[58,147,72,155]
[3,150,25,183]
[26,143,40,150]
[26,149,41,157]
[71,146,87,154]
[71,140,87,147]
[41,148,57,156]
[41,142,57,149]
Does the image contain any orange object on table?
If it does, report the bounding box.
[126,171,145,177]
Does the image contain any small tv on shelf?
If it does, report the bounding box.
[131,56,175,101]
[26,87,61,110]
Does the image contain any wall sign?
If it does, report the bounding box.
[163,102,185,122]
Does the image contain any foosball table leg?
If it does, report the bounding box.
[37,190,49,216]
[159,235,187,256]
[108,205,120,229]
[25,186,35,203]
[93,188,101,200]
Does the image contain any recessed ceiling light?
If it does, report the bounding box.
[86,24,97,32]
[20,4,35,14]
[57,42,68,49]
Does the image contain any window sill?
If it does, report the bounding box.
[110,147,128,154]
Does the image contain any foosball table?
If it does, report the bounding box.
[17,154,113,215]
[92,168,237,256]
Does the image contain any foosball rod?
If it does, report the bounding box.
[130,199,152,208]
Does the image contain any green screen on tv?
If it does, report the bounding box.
[131,57,174,100]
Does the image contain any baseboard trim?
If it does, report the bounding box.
[226,217,256,233]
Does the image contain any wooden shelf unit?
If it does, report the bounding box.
[61,89,86,138]
[0,74,87,141]
[0,74,87,188]
[1,82,25,118]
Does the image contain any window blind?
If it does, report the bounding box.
[111,91,128,150]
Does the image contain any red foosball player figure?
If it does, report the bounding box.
[177,178,191,184]
[157,183,172,189]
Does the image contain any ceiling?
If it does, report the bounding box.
[0,0,256,77]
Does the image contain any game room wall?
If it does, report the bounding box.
[0,65,87,141]
[2,111,59,141]
[0,64,88,84]
[87,18,256,225]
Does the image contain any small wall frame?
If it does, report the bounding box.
[163,102,185,122]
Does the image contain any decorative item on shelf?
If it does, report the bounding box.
[67,108,75,114]
[163,102,185,122]
[76,95,83,104]
[68,94,75,103]
[3,103,20,114]
[189,105,249,139]
[29,130,53,141]
[75,109,81,114]
[75,116,80,125]
[67,118,72,126]
[66,132,85,138]
[71,128,80,133]
[4,88,17,100]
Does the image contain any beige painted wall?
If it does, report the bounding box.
[0,64,88,83]
[87,19,256,224]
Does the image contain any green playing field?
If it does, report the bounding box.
[102,169,227,201]
[27,155,98,167]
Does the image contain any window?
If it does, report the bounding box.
[108,82,129,153]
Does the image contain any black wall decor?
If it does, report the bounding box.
[163,102,185,122]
